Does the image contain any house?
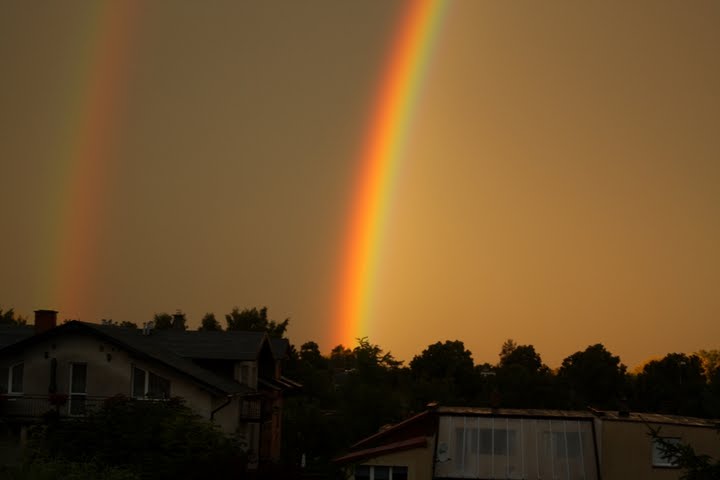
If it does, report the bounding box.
[0,309,299,469]
[335,404,720,480]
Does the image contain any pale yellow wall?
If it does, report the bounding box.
[348,436,436,480]
[600,420,720,480]
[0,333,239,433]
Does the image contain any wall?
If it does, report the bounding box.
[349,437,436,480]
[600,420,720,480]
[0,332,224,428]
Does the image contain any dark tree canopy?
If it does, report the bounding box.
[225,306,289,337]
[636,353,707,416]
[558,343,627,408]
[410,340,474,381]
[153,312,173,330]
[498,341,543,373]
[0,307,27,325]
[199,312,222,331]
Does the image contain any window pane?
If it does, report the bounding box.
[11,363,23,393]
[354,465,370,480]
[374,466,389,480]
[653,438,680,467]
[71,364,87,393]
[132,367,146,398]
[148,372,170,399]
[392,466,408,480]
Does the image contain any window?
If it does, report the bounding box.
[652,437,681,467]
[132,365,170,399]
[0,363,25,394]
[69,363,87,415]
[354,466,407,480]
[9,363,24,394]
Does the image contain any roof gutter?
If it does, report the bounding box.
[211,394,236,420]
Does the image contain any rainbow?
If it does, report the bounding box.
[39,1,138,319]
[334,0,449,347]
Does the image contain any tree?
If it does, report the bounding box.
[499,342,543,373]
[650,426,720,479]
[411,340,474,381]
[153,313,173,330]
[495,341,555,408]
[199,313,222,331]
[299,341,327,370]
[410,340,476,405]
[635,353,707,416]
[0,307,27,325]
[26,396,244,480]
[225,306,289,337]
[558,344,627,408]
[119,321,138,329]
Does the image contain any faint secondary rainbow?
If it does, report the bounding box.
[334,0,449,347]
[39,1,138,319]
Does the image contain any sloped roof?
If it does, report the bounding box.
[269,337,290,361]
[334,436,428,464]
[437,406,595,420]
[151,329,268,360]
[0,325,33,350]
[0,322,250,396]
[593,409,720,428]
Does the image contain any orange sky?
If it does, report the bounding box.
[1,1,718,369]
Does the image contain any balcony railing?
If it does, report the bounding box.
[0,394,109,419]
[239,398,261,420]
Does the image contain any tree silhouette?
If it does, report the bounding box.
[198,313,222,331]
[558,343,627,408]
[153,313,173,330]
[0,307,27,325]
[224,307,289,337]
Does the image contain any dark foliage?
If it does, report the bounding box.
[225,306,289,337]
[25,396,244,480]
[650,426,720,479]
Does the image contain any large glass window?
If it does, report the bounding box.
[436,415,598,479]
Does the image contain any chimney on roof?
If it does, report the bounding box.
[34,309,58,334]
[172,312,186,330]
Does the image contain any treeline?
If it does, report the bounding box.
[281,337,720,472]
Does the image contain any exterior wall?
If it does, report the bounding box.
[349,437,436,480]
[0,332,231,430]
[600,420,720,480]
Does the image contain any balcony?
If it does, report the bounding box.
[0,394,109,419]
[239,398,261,420]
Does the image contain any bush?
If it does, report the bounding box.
[25,396,245,480]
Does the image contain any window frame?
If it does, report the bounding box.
[68,362,88,416]
[131,365,171,400]
[8,362,24,395]
[354,465,408,480]
[652,437,681,468]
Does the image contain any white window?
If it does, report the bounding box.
[69,363,87,415]
[354,466,407,480]
[131,365,170,399]
[0,363,25,394]
[652,437,681,467]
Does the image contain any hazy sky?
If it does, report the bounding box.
[1,1,718,369]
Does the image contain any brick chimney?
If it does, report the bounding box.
[34,309,58,334]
